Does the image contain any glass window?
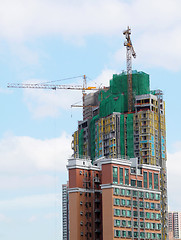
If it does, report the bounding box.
[158,224,161,230]
[145,192,149,198]
[134,232,138,238]
[151,202,155,209]
[127,221,131,228]
[140,232,145,238]
[122,210,126,216]
[139,191,144,198]
[114,219,120,227]
[114,209,120,216]
[139,201,144,208]
[120,167,123,184]
[126,190,131,196]
[131,179,136,186]
[149,172,153,189]
[134,221,138,228]
[146,222,150,229]
[114,198,120,206]
[114,188,119,195]
[127,210,131,217]
[151,212,155,219]
[121,189,125,196]
[137,180,142,187]
[122,220,126,227]
[147,232,151,239]
[122,231,126,237]
[114,230,121,237]
[127,200,131,207]
[140,211,144,218]
[128,231,132,238]
[146,212,150,219]
[140,222,144,229]
[152,233,156,239]
[113,167,118,184]
[156,213,161,220]
[145,202,150,209]
[151,223,155,229]
[144,171,148,188]
[133,190,137,197]
[133,211,138,217]
[157,233,161,239]
[125,168,129,185]
[121,199,126,206]
[150,193,155,199]
[154,173,159,189]
[133,200,137,207]
[155,193,160,200]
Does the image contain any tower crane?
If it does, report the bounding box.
[123,26,136,113]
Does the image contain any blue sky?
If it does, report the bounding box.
[0,0,181,239]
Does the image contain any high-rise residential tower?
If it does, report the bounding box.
[169,212,181,239]
[70,71,168,239]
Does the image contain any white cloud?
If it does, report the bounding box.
[0,132,72,174]
[0,0,181,70]
[167,143,181,211]
[0,193,57,210]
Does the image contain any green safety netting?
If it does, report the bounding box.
[89,115,99,161]
[99,71,150,118]
[120,114,125,157]
[127,113,134,158]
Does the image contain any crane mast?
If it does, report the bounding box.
[123,26,136,113]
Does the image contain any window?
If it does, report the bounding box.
[121,189,125,196]
[146,212,150,219]
[113,167,118,184]
[139,191,144,198]
[120,167,123,184]
[140,222,144,229]
[122,220,126,227]
[150,202,155,209]
[134,232,138,238]
[127,200,131,207]
[140,232,145,238]
[125,168,129,185]
[155,193,160,200]
[122,231,126,237]
[137,180,142,187]
[131,179,136,186]
[126,190,131,196]
[157,234,161,239]
[144,172,148,188]
[114,209,120,216]
[133,211,138,217]
[121,199,126,206]
[145,192,149,199]
[150,193,155,199]
[134,221,138,228]
[122,210,126,216]
[154,173,159,189]
[81,232,83,236]
[146,222,150,229]
[128,231,132,238]
[114,188,119,195]
[149,172,153,189]
[114,219,120,227]
[151,212,155,219]
[151,223,155,229]
[152,233,156,239]
[114,198,120,206]
[127,221,131,228]
[145,202,150,209]
[156,213,161,220]
[127,210,131,217]
[114,230,121,237]
[139,201,144,208]
[133,190,137,197]
[147,232,151,239]
[140,211,144,218]
[133,201,137,207]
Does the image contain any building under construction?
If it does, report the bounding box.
[63,28,168,240]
